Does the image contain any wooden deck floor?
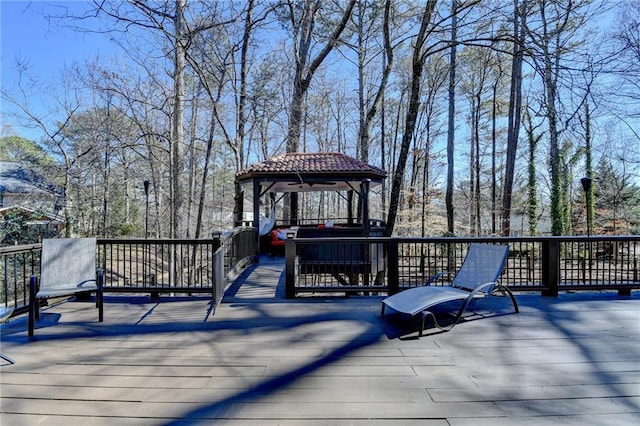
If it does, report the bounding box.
[1,256,639,425]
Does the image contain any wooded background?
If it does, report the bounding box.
[2,0,639,241]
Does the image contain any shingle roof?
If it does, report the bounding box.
[0,161,61,196]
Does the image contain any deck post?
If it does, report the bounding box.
[387,239,399,295]
[253,179,261,257]
[285,235,296,299]
[542,238,560,297]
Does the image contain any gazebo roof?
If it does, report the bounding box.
[236,152,386,193]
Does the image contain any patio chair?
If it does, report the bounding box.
[29,238,104,338]
[1,305,15,364]
[381,243,518,336]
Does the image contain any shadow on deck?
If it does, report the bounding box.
[1,256,638,425]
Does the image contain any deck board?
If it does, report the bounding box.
[1,256,639,425]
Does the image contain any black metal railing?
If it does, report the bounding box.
[0,243,41,316]
[285,236,640,298]
[2,234,637,316]
[99,227,256,301]
[98,239,219,294]
[0,227,257,317]
[210,227,257,306]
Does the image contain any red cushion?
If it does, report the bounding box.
[270,230,286,246]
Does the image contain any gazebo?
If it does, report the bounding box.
[235,152,387,253]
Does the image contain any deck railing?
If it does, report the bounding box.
[0,227,257,316]
[286,236,640,298]
[2,234,637,316]
[1,243,41,314]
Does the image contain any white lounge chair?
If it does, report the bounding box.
[29,238,104,338]
[381,243,518,336]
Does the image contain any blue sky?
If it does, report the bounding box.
[1,1,115,140]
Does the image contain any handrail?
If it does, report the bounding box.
[1,243,41,315]
[285,235,640,298]
[2,234,637,317]
[0,227,258,317]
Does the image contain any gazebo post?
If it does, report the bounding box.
[361,179,370,237]
[253,179,261,257]
[290,193,298,226]
[347,190,354,225]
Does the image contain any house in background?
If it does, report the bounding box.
[0,161,64,244]
[0,205,64,245]
[0,161,62,209]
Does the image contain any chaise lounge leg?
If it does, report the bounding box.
[494,285,519,314]
[420,310,457,336]
[505,286,519,314]
[420,311,428,337]
[0,352,15,365]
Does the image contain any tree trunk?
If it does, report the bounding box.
[195,108,216,239]
[445,0,457,235]
[468,97,475,233]
[186,87,199,239]
[502,0,525,236]
[491,75,498,235]
[284,0,356,223]
[234,0,254,227]
[385,0,437,237]
[286,0,355,153]
[357,0,394,163]
[525,109,541,236]
[171,0,186,239]
[474,92,481,236]
[583,100,594,234]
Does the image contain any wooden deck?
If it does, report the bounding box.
[1,256,639,425]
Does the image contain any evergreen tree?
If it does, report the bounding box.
[593,159,640,234]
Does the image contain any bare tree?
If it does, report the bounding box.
[501,0,526,236]
[339,0,395,222]
[170,0,187,238]
[445,0,458,235]
[459,44,494,236]
[612,1,640,115]
[278,0,356,222]
[385,0,438,236]
[283,0,356,153]
[184,1,259,229]
[89,0,229,238]
[348,0,395,164]
[524,0,598,235]
[1,64,88,237]
[523,107,543,235]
